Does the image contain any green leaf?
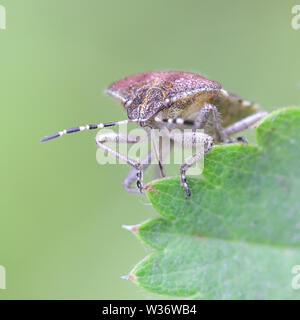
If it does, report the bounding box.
[128,107,300,299]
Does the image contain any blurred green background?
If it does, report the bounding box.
[0,0,299,299]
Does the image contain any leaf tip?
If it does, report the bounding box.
[129,274,137,280]
[121,274,137,281]
[122,224,139,233]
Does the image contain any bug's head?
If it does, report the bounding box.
[125,86,166,123]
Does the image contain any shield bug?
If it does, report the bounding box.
[41,71,267,197]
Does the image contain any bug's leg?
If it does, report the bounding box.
[96,132,148,194]
[152,139,174,179]
[223,111,268,137]
[122,151,153,194]
[193,103,225,142]
[123,134,171,191]
[170,131,213,197]
[180,135,213,197]
[136,167,143,192]
[151,134,167,178]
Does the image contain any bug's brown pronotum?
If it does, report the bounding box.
[41,71,267,197]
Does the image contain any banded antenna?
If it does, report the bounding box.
[40,119,139,142]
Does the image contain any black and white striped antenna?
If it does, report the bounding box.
[40,119,139,143]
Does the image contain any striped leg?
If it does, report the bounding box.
[123,135,172,193]
[122,151,153,194]
[170,131,213,197]
[96,132,148,194]
[222,112,268,137]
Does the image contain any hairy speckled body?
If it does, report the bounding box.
[106,71,259,130]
